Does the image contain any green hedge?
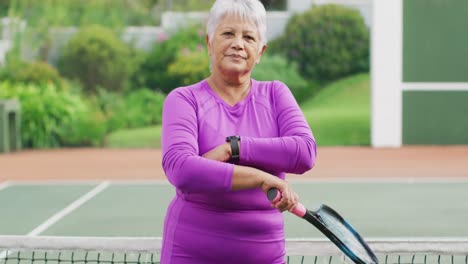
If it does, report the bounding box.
[92,88,165,132]
[0,81,166,148]
[252,54,317,103]
[0,60,65,89]
[58,25,137,94]
[0,82,103,148]
[277,4,370,83]
[132,25,206,94]
[167,47,210,87]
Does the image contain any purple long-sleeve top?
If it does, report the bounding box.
[161,79,317,264]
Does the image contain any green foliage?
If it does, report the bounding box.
[0,0,9,16]
[4,0,158,68]
[92,88,165,133]
[169,0,213,11]
[5,0,159,27]
[252,54,317,103]
[265,36,286,56]
[167,47,210,87]
[0,81,91,148]
[60,105,107,147]
[280,4,370,83]
[121,89,166,128]
[0,60,65,88]
[58,25,137,94]
[91,89,126,132]
[133,25,206,94]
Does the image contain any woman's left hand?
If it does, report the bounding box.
[202,142,232,162]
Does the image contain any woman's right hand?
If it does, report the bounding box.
[259,173,299,213]
[231,165,299,213]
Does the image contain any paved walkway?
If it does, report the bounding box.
[0,146,467,182]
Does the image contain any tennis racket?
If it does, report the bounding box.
[267,188,379,264]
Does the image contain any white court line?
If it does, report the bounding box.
[0,181,11,191]
[0,181,110,259]
[27,181,110,236]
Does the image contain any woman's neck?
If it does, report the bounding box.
[207,74,251,106]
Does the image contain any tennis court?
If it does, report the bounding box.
[1,147,468,263]
[2,179,468,237]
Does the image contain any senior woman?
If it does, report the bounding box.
[161,0,317,263]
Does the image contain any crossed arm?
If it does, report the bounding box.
[204,83,317,174]
[161,84,316,211]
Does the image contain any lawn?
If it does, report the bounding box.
[301,73,370,146]
[105,73,370,148]
[105,126,162,148]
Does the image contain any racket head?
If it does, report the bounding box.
[305,205,379,264]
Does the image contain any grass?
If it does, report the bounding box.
[301,73,370,146]
[104,73,370,148]
[105,125,162,148]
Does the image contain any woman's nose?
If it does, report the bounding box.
[231,36,244,50]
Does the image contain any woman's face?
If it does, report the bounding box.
[207,15,266,78]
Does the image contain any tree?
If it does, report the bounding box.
[260,0,287,10]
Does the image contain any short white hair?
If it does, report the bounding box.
[206,0,268,47]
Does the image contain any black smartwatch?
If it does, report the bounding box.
[226,135,241,162]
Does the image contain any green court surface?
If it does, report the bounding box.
[1,180,468,238]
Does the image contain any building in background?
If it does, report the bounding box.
[372,0,468,147]
[162,0,371,41]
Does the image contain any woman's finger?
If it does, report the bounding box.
[287,192,299,212]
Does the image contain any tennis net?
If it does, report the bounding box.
[1,236,468,264]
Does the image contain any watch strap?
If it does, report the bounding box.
[226,136,240,162]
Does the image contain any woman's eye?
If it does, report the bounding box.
[223,32,233,36]
[245,36,255,41]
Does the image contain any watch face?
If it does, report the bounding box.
[226,136,240,142]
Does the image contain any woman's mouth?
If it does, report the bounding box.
[227,54,246,59]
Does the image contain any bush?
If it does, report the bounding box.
[280,4,369,83]
[264,36,286,56]
[58,25,136,94]
[252,54,317,103]
[167,47,210,87]
[0,60,65,88]
[132,25,206,94]
[60,104,107,147]
[121,88,166,128]
[0,1,9,17]
[0,82,91,148]
[90,89,126,132]
[92,88,165,132]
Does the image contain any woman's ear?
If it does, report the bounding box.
[256,44,267,64]
[260,44,267,55]
[206,34,211,56]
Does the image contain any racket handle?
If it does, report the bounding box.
[267,188,307,218]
